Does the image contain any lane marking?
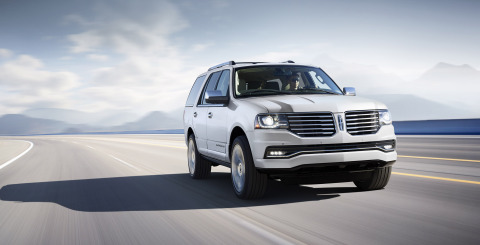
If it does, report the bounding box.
[138,143,186,149]
[0,141,34,171]
[108,154,141,171]
[398,155,480,163]
[70,140,140,171]
[393,172,480,185]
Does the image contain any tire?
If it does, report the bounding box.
[354,166,392,191]
[231,136,267,199]
[187,134,211,179]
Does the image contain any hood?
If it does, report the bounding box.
[238,94,388,113]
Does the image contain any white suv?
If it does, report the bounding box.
[184,61,396,199]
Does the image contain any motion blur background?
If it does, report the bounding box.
[1,0,479,135]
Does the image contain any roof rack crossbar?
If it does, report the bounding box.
[208,60,296,71]
[208,61,235,71]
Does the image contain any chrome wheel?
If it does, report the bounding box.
[231,144,246,193]
[187,134,211,179]
[230,136,267,199]
[188,138,196,175]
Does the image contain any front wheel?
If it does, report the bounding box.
[187,134,211,179]
[231,136,267,199]
[354,166,392,190]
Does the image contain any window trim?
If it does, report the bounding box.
[197,69,231,107]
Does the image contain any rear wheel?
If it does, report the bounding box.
[354,166,391,190]
[231,136,267,199]
[187,134,211,179]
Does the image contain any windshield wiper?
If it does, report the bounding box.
[242,89,292,96]
[297,88,339,95]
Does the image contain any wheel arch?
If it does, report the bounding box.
[186,127,195,145]
[229,126,247,160]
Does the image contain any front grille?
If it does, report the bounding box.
[287,113,335,137]
[345,110,380,135]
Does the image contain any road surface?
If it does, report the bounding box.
[0,134,479,244]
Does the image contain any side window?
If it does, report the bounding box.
[199,71,221,105]
[216,70,231,96]
[185,75,206,106]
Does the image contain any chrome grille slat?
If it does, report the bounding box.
[345,110,380,135]
[287,113,335,137]
[347,125,379,130]
[291,127,335,131]
[288,115,333,118]
[296,132,334,135]
[289,120,333,123]
[348,128,379,132]
[290,123,334,126]
[345,118,379,122]
[345,113,376,118]
[346,123,379,127]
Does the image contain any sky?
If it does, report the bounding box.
[1,0,479,118]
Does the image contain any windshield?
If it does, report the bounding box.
[234,65,343,98]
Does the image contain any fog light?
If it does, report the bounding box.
[382,144,393,150]
[268,151,286,156]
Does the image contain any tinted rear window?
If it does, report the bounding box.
[185,75,206,106]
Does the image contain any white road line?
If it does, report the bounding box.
[108,154,141,171]
[75,141,140,171]
[0,141,34,171]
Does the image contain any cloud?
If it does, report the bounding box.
[62,0,205,114]
[0,54,80,114]
[75,45,201,113]
[67,0,188,55]
[87,54,109,61]
[0,49,13,59]
[192,43,213,52]
[78,55,205,113]
[244,51,303,63]
[0,55,79,89]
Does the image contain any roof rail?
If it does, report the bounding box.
[208,61,235,71]
[235,62,268,65]
[282,60,295,63]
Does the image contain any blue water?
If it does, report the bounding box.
[393,119,480,135]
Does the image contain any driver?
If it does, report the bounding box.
[286,74,300,90]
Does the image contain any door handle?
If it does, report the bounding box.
[208,112,213,118]
[193,112,197,117]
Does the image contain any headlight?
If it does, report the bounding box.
[255,114,289,129]
[379,110,392,125]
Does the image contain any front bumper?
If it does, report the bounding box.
[248,124,397,169]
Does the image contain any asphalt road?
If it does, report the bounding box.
[0,134,479,244]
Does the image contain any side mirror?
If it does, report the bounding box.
[343,87,356,96]
[205,90,229,104]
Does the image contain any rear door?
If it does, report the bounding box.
[185,75,206,142]
[194,71,221,154]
